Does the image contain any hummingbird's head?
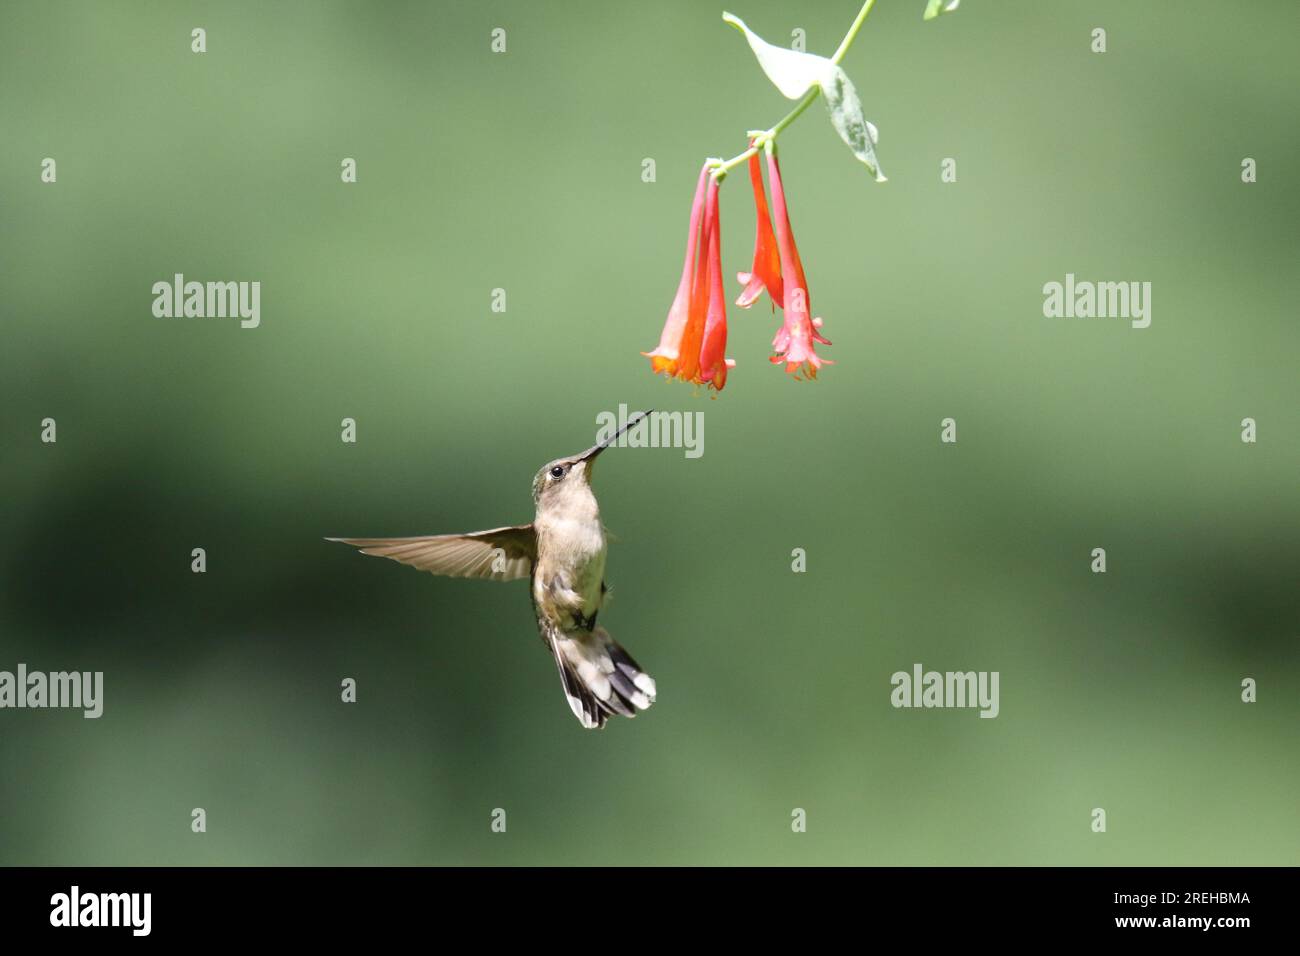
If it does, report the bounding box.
[531,411,652,505]
[531,454,593,506]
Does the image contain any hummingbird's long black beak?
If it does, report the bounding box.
[580,410,653,462]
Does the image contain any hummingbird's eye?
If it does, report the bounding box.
[549,466,565,479]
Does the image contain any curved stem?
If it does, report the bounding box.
[709,0,877,181]
[831,0,877,65]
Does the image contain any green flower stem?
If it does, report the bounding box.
[709,0,877,181]
[831,0,877,65]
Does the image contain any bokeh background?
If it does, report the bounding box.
[1,0,1296,865]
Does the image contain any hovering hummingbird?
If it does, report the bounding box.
[327,412,657,729]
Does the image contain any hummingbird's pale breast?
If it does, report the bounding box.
[533,462,606,625]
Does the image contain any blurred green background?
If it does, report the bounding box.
[1,0,1297,866]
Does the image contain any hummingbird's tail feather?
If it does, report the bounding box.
[547,626,656,730]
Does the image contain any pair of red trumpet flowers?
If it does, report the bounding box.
[642,0,961,390]
[644,145,830,391]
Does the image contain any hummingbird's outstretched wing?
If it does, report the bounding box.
[326,525,536,582]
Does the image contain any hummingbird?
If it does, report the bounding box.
[327,412,657,729]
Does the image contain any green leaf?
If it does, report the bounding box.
[924,0,960,21]
[820,64,886,182]
[723,11,885,181]
[722,12,830,99]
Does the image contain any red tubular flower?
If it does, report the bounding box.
[643,163,710,379]
[644,165,732,391]
[673,190,710,384]
[698,179,735,389]
[735,151,783,310]
[766,147,832,378]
